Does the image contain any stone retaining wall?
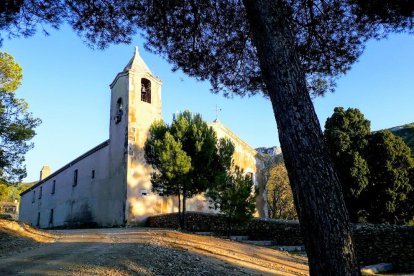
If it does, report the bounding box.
[352,224,414,271]
[146,212,414,272]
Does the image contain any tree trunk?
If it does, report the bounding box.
[182,193,187,229]
[178,192,182,228]
[243,1,360,275]
[227,212,232,237]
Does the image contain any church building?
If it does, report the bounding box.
[19,48,268,228]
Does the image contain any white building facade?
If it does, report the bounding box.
[19,49,267,228]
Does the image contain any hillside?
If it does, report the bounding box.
[0,181,36,202]
[390,123,414,156]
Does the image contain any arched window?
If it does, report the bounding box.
[141,78,151,103]
[115,97,123,124]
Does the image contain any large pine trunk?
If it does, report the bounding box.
[243,1,360,275]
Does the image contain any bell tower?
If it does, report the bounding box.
[123,47,162,152]
[109,47,163,224]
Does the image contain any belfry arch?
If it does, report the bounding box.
[141,78,151,103]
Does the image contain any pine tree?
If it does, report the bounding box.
[208,167,256,236]
[145,111,233,228]
[0,52,41,184]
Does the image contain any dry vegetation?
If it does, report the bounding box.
[0,219,56,257]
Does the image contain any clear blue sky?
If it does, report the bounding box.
[1,25,414,182]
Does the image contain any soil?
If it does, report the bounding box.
[0,219,56,257]
[0,223,309,275]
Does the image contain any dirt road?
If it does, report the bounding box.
[0,228,309,276]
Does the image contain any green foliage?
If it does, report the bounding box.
[1,2,413,96]
[155,131,191,186]
[324,107,371,221]
[207,167,256,235]
[325,107,414,224]
[325,107,371,153]
[0,181,34,202]
[266,163,297,220]
[365,130,414,224]
[0,52,22,93]
[0,52,41,184]
[391,123,414,157]
[145,110,234,228]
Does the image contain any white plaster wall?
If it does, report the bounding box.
[126,71,168,224]
[18,144,126,228]
[184,122,267,217]
[108,72,130,226]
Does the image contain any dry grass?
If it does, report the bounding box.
[0,219,56,257]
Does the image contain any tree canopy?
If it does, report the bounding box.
[266,162,297,220]
[0,181,34,202]
[324,107,371,221]
[144,111,234,227]
[1,1,413,97]
[0,52,40,184]
[366,130,414,224]
[392,123,414,157]
[325,107,414,224]
[207,166,256,235]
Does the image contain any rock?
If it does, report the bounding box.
[276,245,305,252]
[229,236,249,241]
[361,263,393,274]
[242,240,276,246]
[195,232,214,236]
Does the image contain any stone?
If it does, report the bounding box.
[275,245,305,252]
[229,236,249,241]
[361,263,393,274]
[195,232,214,236]
[242,240,276,246]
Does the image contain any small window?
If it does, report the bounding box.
[39,186,42,199]
[32,191,36,203]
[140,189,148,196]
[73,169,78,187]
[51,180,56,194]
[36,212,40,227]
[91,170,95,179]
[49,209,54,225]
[115,97,123,124]
[141,78,151,103]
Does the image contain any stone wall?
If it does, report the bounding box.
[352,224,414,272]
[147,212,302,243]
[146,212,414,272]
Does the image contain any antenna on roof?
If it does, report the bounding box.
[215,104,222,122]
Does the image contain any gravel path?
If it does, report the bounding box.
[0,228,309,275]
